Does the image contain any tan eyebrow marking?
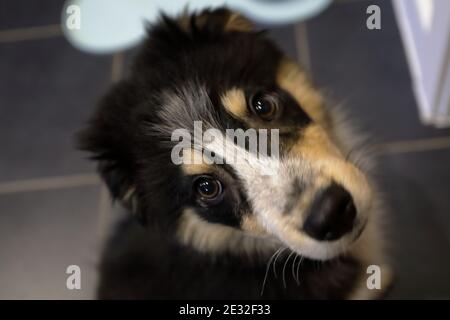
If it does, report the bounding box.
[181,149,214,175]
[221,88,248,120]
[276,58,326,125]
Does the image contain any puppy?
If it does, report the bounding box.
[79,8,392,299]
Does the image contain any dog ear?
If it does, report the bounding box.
[77,81,138,210]
[177,8,254,34]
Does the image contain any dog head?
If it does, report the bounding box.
[79,8,375,261]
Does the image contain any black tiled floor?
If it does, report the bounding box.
[0,0,64,29]
[377,150,450,299]
[0,186,100,299]
[0,38,111,181]
[306,0,450,142]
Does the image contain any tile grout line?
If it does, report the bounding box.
[0,137,446,194]
[111,52,125,82]
[374,136,450,155]
[294,21,311,72]
[0,174,100,194]
[0,25,62,43]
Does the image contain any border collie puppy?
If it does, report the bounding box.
[79,8,392,299]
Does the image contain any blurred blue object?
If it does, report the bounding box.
[62,0,331,54]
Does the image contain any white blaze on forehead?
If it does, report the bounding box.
[197,126,280,177]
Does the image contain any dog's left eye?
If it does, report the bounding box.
[193,176,223,204]
[250,92,279,121]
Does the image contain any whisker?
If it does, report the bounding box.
[260,247,283,296]
[296,256,304,286]
[282,251,295,289]
[291,253,299,283]
[272,247,286,279]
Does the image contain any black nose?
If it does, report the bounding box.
[303,184,357,241]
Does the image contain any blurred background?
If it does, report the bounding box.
[1,0,450,299]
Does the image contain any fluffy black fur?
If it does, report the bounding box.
[98,218,360,299]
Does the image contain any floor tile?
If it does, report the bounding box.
[0,37,112,182]
[376,150,450,299]
[0,186,101,299]
[306,0,450,142]
[0,0,64,30]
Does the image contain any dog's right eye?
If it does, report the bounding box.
[249,92,279,121]
[193,176,223,204]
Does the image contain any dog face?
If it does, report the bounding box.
[79,8,375,261]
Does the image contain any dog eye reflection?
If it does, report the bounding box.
[193,175,224,204]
